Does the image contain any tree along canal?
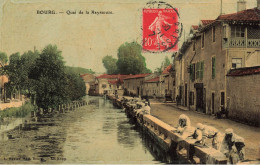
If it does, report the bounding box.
[0,97,164,164]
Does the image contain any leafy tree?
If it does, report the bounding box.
[4,51,39,100]
[161,56,171,70]
[20,50,40,96]
[155,56,171,73]
[144,68,152,73]
[102,55,118,74]
[116,42,150,75]
[65,70,86,101]
[5,52,22,97]
[0,52,8,75]
[65,66,95,75]
[29,44,69,109]
[0,52,8,65]
[154,67,162,73]
[27,44,87,109]
[1,44,87,110]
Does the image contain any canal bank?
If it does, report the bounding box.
[108,95,228,164]
[150,99,260,161]
[107,94,260,164]
[0,96,162,164]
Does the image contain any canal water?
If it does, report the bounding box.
[0,97,162,164]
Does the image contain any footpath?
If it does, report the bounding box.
[150,99,260,161]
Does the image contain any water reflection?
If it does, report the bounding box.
[0,97,163,164]
[0,118,24,134]
[117,120,138,149]
[102,114,117,134]
[0,114,67,164]
[0,132,8,141]
[63,97,160,164]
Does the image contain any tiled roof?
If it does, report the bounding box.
[200,20,215,26]
[120,75,132,79]
[190,8,260,36]
[227,66,260,76]
[96,74,118,79]
[123,73,151,80]
[191,25,198,30]
[96,74,129,79]
[108,78,125,85]
[162,64,172,74]
[108,80,118,85]
[145,77,159,83]
[217,8,260,22]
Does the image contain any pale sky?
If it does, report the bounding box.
[0,0,257,73]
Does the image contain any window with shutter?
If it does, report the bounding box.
[200,61,204,80]
[193,40,195,51]
[190,64,195,81]
[231,26,245,38]
[212,57,216,79]
[196,62,200,80]
[212,26,216,42]
[190,64,193,80]
[223,26,227,38]
[231,58,242,69]
[190,63,195,81]
[193,64,195,81]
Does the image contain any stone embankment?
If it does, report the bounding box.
[107,95,238,164]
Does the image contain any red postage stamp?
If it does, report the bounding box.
[143,8,179,52]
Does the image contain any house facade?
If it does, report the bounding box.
[0,62,9,102]
[107,78,125,96]
[0,75,8,102]
[175,5,260,114]
[161,64,176,100]
[94,74,129,95]
[123,73,151,97]
[94,74,117,95]
[80,73,95,95]
[143,77,160,97]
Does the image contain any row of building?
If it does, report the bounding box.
[82,1,260,126]
[81,65,175,99]
[174,0,260,125]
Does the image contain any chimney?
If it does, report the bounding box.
[257,0,260,10]
[237,0,246,12]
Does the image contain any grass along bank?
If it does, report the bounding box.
[0,102,36,119]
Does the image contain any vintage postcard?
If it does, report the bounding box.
[0,0,260,164]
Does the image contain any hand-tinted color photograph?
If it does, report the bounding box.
[0,0,259,164]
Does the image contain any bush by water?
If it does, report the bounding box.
[0,102,36,118]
